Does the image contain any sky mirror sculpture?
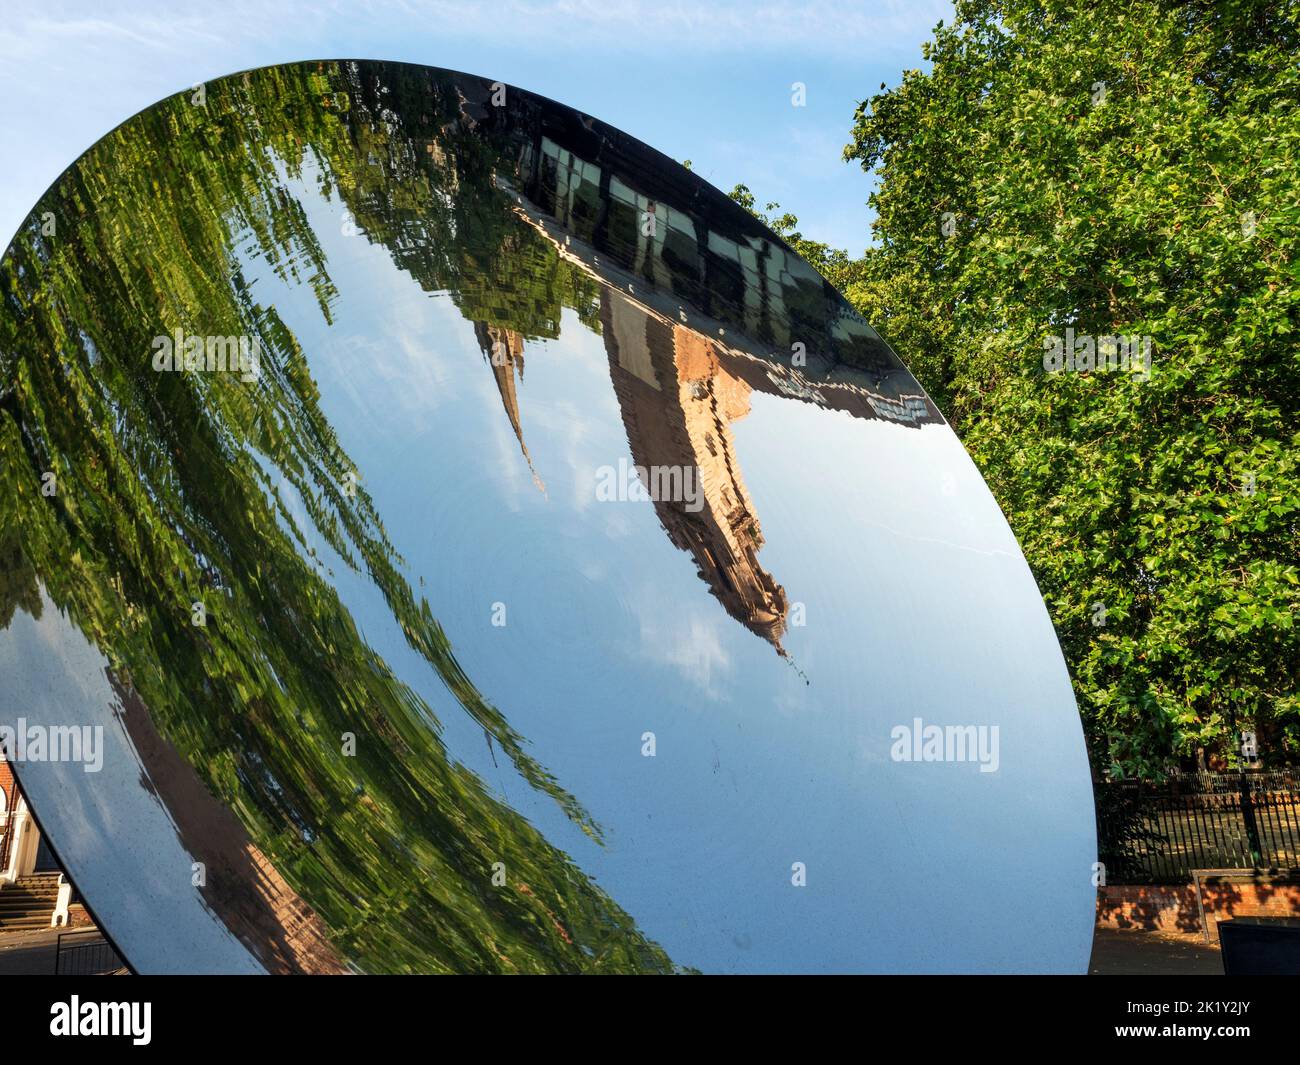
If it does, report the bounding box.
[0,59,1095,974]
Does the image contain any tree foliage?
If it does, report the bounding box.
[838,0,1299,776]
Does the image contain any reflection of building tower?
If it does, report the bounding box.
[601,287,788,652]
[473,322,545,493]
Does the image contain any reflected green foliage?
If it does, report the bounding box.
[0,61,671,972]
[0,531,42,631]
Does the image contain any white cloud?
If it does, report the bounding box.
[396,0,950,53]
[0,0,949,74]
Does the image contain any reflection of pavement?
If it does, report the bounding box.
[1089,929,1222,975]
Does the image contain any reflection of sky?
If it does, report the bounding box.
[231,161,1095,973]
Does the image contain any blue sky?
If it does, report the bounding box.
[0,0,953,257]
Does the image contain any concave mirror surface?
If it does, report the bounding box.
[0,60,1094,973]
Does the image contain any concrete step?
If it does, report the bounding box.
[0,909,54,923]
[0,875,62,928]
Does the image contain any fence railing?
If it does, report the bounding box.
[1096,771,1300,884]
[54,929,124,975]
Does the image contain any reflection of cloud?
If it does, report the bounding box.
[635,607,732,702]
[774,685,813,719]
[597,501,636,540]
[476,368,531,514]
[312,309,458,438]
[528,397,595,511]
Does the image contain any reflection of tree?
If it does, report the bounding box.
[0,533,41,631]
[0,61,673,973]
[321,66,602,491]
[325,69,604,343]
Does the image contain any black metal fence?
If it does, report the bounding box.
[1096,771,1300,884]
[54,929,125,975]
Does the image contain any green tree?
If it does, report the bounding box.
[841,0,1299,776]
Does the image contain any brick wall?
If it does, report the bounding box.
[0,756,15,823]
[0,757,15,871]
[1098,880,1300,938]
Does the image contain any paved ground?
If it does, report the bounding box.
[0,925,1227,975]
[1090,929,1224,975]
[0,928,64,975]
[0,926,126,975]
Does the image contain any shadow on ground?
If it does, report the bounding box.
[1090,929,1223,975]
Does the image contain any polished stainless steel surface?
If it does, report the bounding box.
[0,60,1094,973]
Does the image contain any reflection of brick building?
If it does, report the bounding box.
[474,321,545,493]
[484,148,941,654]
[505,139,941,429]
[601,287,789,653]
[0,754,80,931]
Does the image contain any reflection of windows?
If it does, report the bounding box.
[661,226,701,300]
[598,176,641,272]
[608,176,702,295]
[528,134,886,375]
[703,234,743,320]
[866,394,931,423]
[535,147,559,212]
[541,139,601,241]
